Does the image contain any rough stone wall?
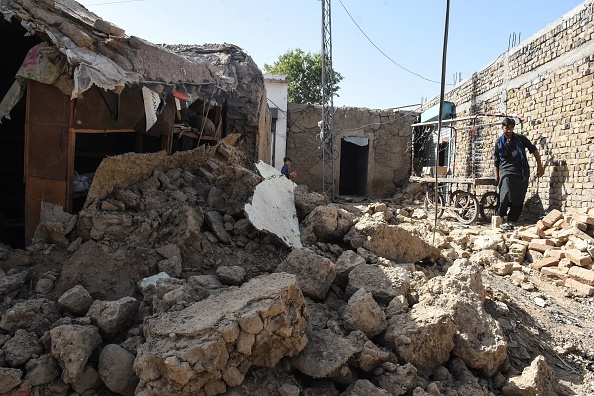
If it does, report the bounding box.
[422,1,594,218]
[286,104,416,198]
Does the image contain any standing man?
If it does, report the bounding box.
[494,117,544,229]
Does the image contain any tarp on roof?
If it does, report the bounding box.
[0,0,247,98]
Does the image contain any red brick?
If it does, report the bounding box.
[568,266,594,286]
[531,257,559,271]
[544,249,565,260]
[565,278,594,296]
[536,220,548,231]
[565,249,593,267]
[528,241,554,253]
[542,209,563,227]
[572,213,594,225]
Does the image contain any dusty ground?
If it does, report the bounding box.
[2,157,594,395]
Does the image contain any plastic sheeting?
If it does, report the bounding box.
[343,136,369,146]
[46,29,142,98]
[142,86,160,132]
[0,42,69,123]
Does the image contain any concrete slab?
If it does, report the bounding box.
[245,161,302,248]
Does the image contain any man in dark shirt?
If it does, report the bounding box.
[493,117,544,228]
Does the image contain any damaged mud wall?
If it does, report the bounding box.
[286,104,416,198]
[167,44,271,164]
[422,1,594,218]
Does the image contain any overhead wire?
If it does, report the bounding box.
[337,0,448,85]
[84,0,145,6]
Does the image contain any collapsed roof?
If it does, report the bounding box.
[0,0,258,98]
[0,0,269,161]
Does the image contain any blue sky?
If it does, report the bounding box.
[77,0,586,109]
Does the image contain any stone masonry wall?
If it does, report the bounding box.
[422,1,594,219]
[286,104,416,198]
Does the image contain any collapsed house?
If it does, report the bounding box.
[0,0,270,247]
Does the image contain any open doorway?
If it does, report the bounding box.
[339,137,369,196]
[0,19,41,248]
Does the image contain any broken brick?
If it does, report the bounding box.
[572,214,594,225]
[565,278,594,296]
[564,249,593,267]
[544,249,565,260]
[542,209,563,227]
[531,257,559,271]
[540,267,569,285]
[568,266,594,286]
[528,241,554,253]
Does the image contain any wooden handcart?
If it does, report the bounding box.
[410,176,498,225]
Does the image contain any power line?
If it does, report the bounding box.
[84,0,145,6]
[337,0,447,85]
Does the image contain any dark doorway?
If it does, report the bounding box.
[339,138,369,196]
[0,19,41,248]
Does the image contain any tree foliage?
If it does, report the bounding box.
[264,48,343,104]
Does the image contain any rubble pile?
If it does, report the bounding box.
[509,209,594,296]
[0,141,591,395]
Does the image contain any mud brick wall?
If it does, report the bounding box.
[286,104,416,198]
[422,2,594,219]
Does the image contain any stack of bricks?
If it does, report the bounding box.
[514,208,594,296]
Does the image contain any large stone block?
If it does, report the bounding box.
[363,224,439,263]
[134,273,308,396]
[276,248,336,300]
[346,264,410,304]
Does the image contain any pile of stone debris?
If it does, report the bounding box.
[0,138,589,396]
[507,209,594,296]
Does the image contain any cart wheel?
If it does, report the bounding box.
[450,190,479,225]
[479,192,499,222]
[424,191,445,218]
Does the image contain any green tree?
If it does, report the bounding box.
[264,48,343,104]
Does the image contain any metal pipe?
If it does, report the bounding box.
[433,0,451,236]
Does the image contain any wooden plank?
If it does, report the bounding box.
[26,81,69,181]
[25,81,71,243]
[66,100,76,213]
[71,128,136,134]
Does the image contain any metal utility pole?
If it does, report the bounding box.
[320,0,335,199]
